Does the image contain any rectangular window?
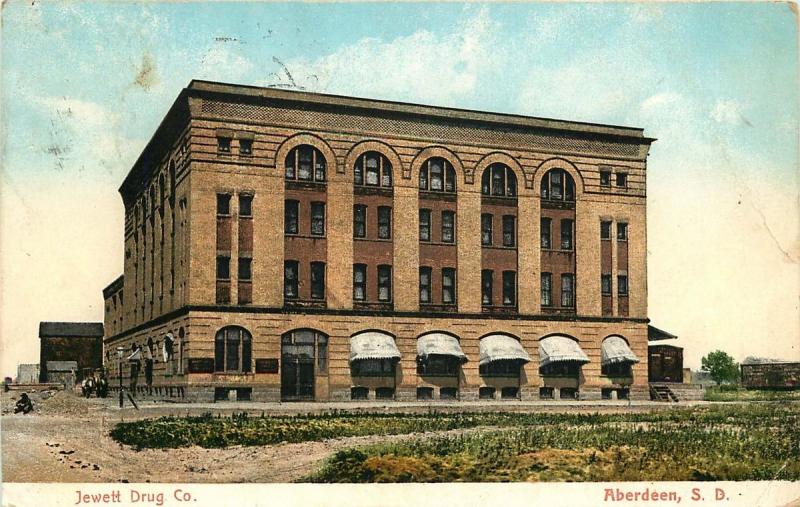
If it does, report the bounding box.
[502,215,516,247]
[442,268,456,304]
[502,271,516,306]
[377,265,392,302]
[541,273,552,306]
[217,194,231,216]
[616,172,628,188]
[481,213,493,246]
[311,202,325,236]
[216,256,230,280]
[419,209,431,242]
[419,267,432,304]
[617,222,628,241]
[561,274,575,307]
[541,217,551,249]
[560,219,574,250]
[354,205,367,238]
[417,356,459,376]
[239,194,252,217]
[378,206,391,239]
[311,262,325,299]
[284,200,298,234]
[284,261,298,299]
[298,148,313,181]
[217,137,231,153]
[551,171,563,199]
[601,274,612,295]
[442,211,455,243]
[238,258,252,280]
[430,161,443,191]
[618,275,629,296]
[239,139,253,155]
[481,270,493,306]
[353,264,366,301]
[601,221,612,240]
[600,170,611,187]
[365,156,380,186]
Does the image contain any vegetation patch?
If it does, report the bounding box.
[704,387,800,402]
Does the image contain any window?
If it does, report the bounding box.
[616,172,628,188]
[239,139,253,155]
[378,206,392,239]
[417,355,460,376]
[419,209,431,242]
[617,222,628,241]
[214,326,252,373]
[502,215,516,247]
[284,200,299,234]
[539,361,580,377]
[441,211,455,243]
[481,270,493,306]
[540,169,575,201]
[618,275,629,296]
[311,262,325,299]
[354,152,392,187]
[541,273,552,306]
[480,359,522,377]
[352,358,396,376]
[311,202,325,236]
[502,271,516,306]
[561,274,575,307]
[600,169,611,187]
[284,261,298,298]
[541,217,551,249]
[217,137,231,153]
[602,362,633,377]
[481,214,493,246]
[560,219,574,250]
[601,221,612,240]
[419,267,432,304]
[378,265,392,302]
[601,274,612,295]
[238,258,252,281]
[285,145,326,182]
[216,256,230,280]
[353,264,367,301]
[442,268,456,305]
[217,194,231,216]
[419,157,456,192]
[238,194,253,217]
[354,205,367,238]
[481,163,517,197]
[318,335,328,373]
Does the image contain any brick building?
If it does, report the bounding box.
[39,322,104,384]
[102,80,654,402]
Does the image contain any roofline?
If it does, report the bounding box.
[103,274,124,299]
[188,79,656,142]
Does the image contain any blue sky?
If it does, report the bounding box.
[1,2,798,375]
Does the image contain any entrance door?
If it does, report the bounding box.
[281,331,316,401]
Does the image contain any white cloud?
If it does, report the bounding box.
[710,98,747,125]
[197,44,255,83]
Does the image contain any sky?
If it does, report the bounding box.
[1,1,798,377]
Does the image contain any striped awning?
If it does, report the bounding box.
[538,335,590,367]
[601,336,639,366]
[350,331,401,363]
[479,334,531,366]
[417,333,467,363]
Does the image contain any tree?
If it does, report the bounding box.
[701,350,740,386]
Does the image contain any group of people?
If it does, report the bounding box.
[80,373,109,398]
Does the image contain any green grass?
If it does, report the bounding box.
[705,386,800,402]
[306,403,800,482]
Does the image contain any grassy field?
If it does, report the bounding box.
[704,386,800,402]
[110,404,799,482]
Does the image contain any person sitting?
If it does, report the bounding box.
[14,393,33,414]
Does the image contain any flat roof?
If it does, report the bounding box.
[39,322,104,338]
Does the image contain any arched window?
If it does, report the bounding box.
[540,169,575,201]
[214,326,252,373]
[354,151,392,187]
[481,163,517,197]
[285,145,327,182]
[149,185,156,220]
[169,161,176,207]
[419,157,456,193]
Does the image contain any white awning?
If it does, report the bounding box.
[350,331,401,362]
[601,336,639,366]
[479,334,531,366]
[417,333,467,363]
[538,335,590,367]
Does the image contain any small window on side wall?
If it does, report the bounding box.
[617,223,628,241]
[239,194,253,217]
[616,172,628,188]
[217,194,231,216]
[353,264,367,301]
[217,137,231,153]
[239,139,253,155]
[600,170,611,187]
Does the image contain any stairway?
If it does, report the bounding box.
[650,384,679,402]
